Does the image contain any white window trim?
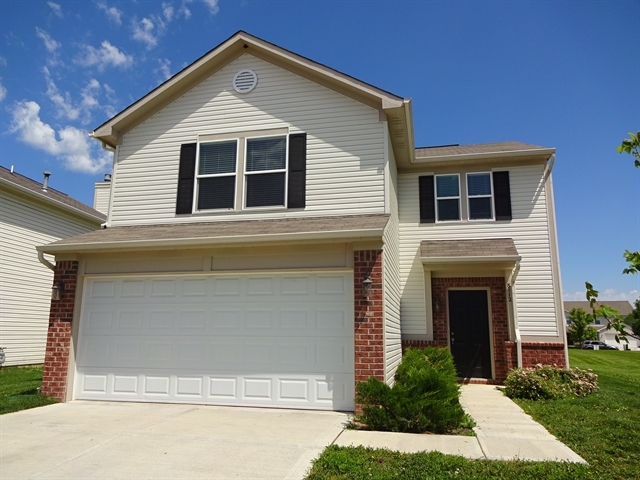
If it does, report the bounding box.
[191,127,291,214]
[193,139,239,212]
[434,173,461,222]
[242,133,289,211]
[466,172,495,221]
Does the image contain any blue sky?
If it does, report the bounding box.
[1,0,638,303]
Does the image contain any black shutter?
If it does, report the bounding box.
[176,143,196,214]
[419,175,435,223]
[493,171,512,220]
[287,133,306,209]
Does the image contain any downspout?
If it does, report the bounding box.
[544,153,570,368]
[507,260,522,368]
[38,250,55,271]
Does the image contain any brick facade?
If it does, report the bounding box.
[353,250,384,384]
[400,276,566,381]
[41,261,78,401]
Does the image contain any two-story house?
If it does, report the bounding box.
[38,31,568,411]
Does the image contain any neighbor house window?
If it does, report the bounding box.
[435,174,460,221]
[244,136,287,208]
[195,140,237,210]
[467,172,494,220]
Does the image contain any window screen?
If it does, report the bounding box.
[435,174,460,221]
[467,173,493,220]
[245,136,287,207]
[196,140,237,210]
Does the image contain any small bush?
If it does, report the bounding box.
[503,364,598,400]
[355,347,467,434]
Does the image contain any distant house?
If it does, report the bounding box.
[37,31,568,408]
[0,167,105,366]
[564,300,638,350]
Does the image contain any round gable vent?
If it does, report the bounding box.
[233,69,258,93]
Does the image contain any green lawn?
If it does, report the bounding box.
[0,365,58,415]
[307,350,639,479]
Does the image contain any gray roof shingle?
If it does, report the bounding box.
[41,214,390,252]
[420,238,519,259]
[564,301,634,316]
[0,166,106,221]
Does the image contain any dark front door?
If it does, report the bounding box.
[448,290,492,379]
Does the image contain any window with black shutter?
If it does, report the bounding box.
[492,171,512,220]
[419,175,435,223]
[178,130,306,214]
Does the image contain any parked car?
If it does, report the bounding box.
[581,341,619,350]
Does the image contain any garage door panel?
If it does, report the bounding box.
[77,272,354,410]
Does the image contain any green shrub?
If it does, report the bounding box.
[503,364,598,400]
[355,347,467,434]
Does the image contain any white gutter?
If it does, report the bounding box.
[88,131,116,153]
[38,250,55,271]
[414,148,556,164]
[37,226,386,254]
[507,260,522,368]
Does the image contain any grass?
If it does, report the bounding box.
[0,365,58,415]
[307,350,639,479]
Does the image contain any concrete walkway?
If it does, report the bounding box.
[335,384,586,463]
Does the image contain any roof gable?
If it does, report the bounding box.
[91,31,413,165]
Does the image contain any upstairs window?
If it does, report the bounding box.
[435,174,461,221]
[196,140,237,211]
[245,136,287,208]
[175,131,306,215]
[467,172,493,220]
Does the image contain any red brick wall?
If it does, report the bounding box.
[354,250,384,384]
[41,261,78,401]
[505,342,567,369]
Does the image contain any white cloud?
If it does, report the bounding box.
[162,2,174,21]
[47,1,63,18]
[10,101,111,173]
[36,28,61,53]
[76,40,133,70]
[564,289,640,303]
[202,0,219,15]
[157,58,172,81]
[132,17,159,49]
[96,2,123,25]
[0,81,7,101]
[0,56,7,66]
[44,67,80,120]
[179,0,193,19]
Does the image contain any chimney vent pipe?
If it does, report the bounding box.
[42,171,51,191]
[104,173,112,182]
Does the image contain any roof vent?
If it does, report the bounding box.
[233,69,258,93]
[104,173,112,182]
[42,171,51,192]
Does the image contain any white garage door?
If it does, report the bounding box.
[75,272,354,411]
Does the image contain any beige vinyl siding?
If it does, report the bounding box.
[93,182,111,215]
[110,54,386,226]
[383,131,401,384]
[0,190,99,366]
[398,165,559,338]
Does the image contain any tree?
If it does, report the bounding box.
[583,132,640,344]
[566,307,598,344]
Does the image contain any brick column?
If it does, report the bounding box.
[354,250,384,384]
[41,261,78,401]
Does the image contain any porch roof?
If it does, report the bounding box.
[420,238,521,264]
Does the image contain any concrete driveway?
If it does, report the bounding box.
[0,401,349,480]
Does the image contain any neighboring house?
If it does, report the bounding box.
[0,167,105,366]
[564,300,638,350]
[38,31,568,411]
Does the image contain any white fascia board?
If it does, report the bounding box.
[38,227,385,254]
[420,255,522,264]
[414,148,556,164]
[0,177,105,224]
